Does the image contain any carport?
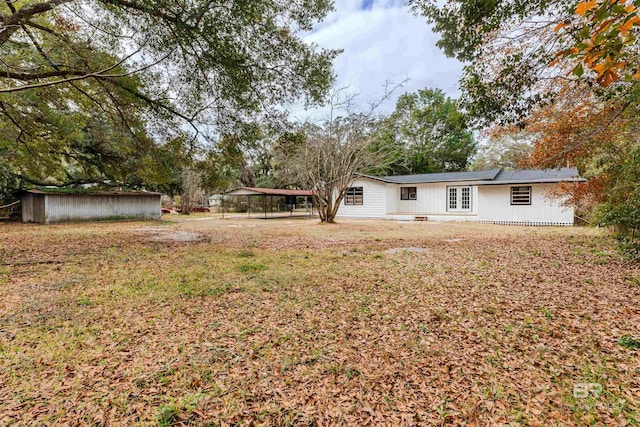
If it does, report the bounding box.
[222,187,314,219]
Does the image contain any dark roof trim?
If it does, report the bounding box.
[475,178,586,185]
[355,173,394,183]
[356,167,583,185]
[21,189,161,196]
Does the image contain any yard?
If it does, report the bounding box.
[0,216,639,426]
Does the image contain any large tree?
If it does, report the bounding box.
[281,86,401,223]
[510,83,640,258]
[411,0,640,257]
[470,133,534,171]
[374,88,476,175]
[0,0,337,193]
[409,0,640,126]
[283,119,383,223]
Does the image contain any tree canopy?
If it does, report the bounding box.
[411,0,640,257]
[409,0,640,126]
[0,0,337,197]
[373,88,476,175]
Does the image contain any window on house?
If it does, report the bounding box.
[400,187,417,200]
[448,186,472,212]
[511,186,532,205]
[345,187,363,205]
[448,187,458,210]
[461,187,470,210]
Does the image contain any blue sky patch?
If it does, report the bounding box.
[361,0,374,10]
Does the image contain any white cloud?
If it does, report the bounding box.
[289,0,463,122]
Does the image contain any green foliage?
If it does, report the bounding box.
[0,159,18,203]
[238,261,267,274]
[0,45,192,191]
[374,88,476,175]
[0,0,337,191]
[618,335,640,350]
[470,133,534,171]
[238,250,256,258]
[409,0,563,62]
[412,0,640,263]
[595,196,640,261]
[197,121,304,192]
[157,403,180,427]
[408,0,572,126]
[592,146,640,260]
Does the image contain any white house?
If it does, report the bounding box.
[336,168,584,226]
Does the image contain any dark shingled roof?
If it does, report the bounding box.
[491,167,582,183]
[359,169,500,184]
[359,167,583,185]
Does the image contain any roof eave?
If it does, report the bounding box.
[476,178,586,185]
[386,178,498,185]
[353,173,394,183]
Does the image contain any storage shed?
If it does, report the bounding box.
[20,189,161,224]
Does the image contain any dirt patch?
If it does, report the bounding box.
[134,228,209,242]
[384,246,429,254]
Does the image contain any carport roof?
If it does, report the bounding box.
[224,187,313,197]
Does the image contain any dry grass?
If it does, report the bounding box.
[0,216,639,426]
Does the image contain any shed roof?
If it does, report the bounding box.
[224,187,313,197]
[359,167,583,185]
[22,189,161,196]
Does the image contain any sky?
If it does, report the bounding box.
[292,0,464,122]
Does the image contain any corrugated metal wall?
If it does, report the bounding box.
[41,194,161,224]
[21,193,33,222]
[21,193,46,223]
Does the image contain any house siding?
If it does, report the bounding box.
[477,184,574,225]
[391,182,479,219]
[336,178,387,218]
[386,184,399,213]
[335,176,577,226]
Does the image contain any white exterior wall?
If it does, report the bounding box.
[477,184,574,225]
[336,178,576,225]
[43,194,161,224]
[391,182,479,221]
[385,184,399,214]
[336,178,387,218]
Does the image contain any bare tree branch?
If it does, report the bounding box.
[0,0,75,46]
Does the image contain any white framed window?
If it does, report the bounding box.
[449,187,458,210]
[345,187,363,205]
[400,186,417,200]
[447,186,472,212]
[511,186,531,205]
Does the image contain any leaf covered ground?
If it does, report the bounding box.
[0,216,639,426]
